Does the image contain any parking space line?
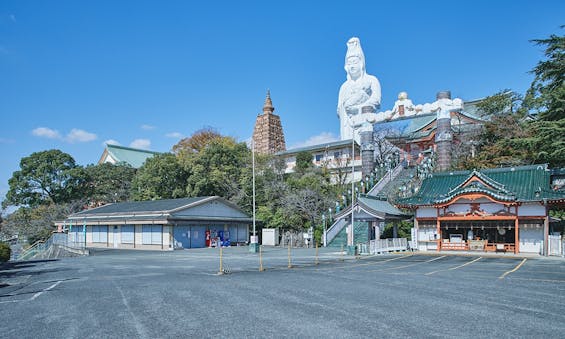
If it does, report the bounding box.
[313,254,412,271]
[367,255,448,272]
[425,257,482,276]
[499,258,527,279]
[30,281,62,301]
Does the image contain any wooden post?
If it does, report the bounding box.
[218,245,224,275]
[315,241,319,265]
[259,245,264,272]
[436,208,441,252]
[514,218,519,254]
[287,243,292,268]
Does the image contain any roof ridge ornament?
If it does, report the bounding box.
[263,89,274,114]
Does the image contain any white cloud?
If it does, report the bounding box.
[104,139,121,146]
[32,127,61,139]
[66,129,97,143]
[130,139,151,149]
[165,132,184,139]
[289,132,339,149]
[141,124,156,130]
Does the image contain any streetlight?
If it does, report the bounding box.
[249,140,258,253]
[322,213,327,247]
[349,120,360,255]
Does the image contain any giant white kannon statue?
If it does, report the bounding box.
[337,37,382,141]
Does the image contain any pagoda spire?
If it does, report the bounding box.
[263,89,275,114]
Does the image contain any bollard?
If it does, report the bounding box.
[259,245,264,272]
[288,243,292,268]
[315,241,319,265]
[217,245,224,275]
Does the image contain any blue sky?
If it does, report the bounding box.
[0,0,563,203]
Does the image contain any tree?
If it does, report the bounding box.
[525,29,565,121]
[524,29,565,167]
[184,138,249,199]
[3,150,89,208]
[475,90,523,118]
[172,127,226,155]
[459,113,535,169]
[85,163,136,204]
[295,151,314,174]
[131,153,188,200]
[1,201,85,244]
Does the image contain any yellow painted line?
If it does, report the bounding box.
[425,257,482,276]
[499,258,527,279]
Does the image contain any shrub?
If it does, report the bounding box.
[0,242,11,263]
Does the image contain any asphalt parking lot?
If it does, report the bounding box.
[1,248,564,338]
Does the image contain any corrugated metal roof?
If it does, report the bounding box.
[73,197,210,215]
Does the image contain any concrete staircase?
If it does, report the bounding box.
[369,166,417,201]
[326,221,369,248]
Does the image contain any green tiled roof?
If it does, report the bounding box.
[277,139,358,156]
[399,164,565,207]
[103,144,162,168]
[337,195,409,219]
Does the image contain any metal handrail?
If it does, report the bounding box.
[324,218,347,246]
[367,164,403,196]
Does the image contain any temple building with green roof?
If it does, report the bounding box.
[398,164,565,255]
[98,144,162,169]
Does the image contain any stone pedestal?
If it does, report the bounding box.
[360,130,375,178]
[436,118,452,171]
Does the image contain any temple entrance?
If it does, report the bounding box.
[439,220,516,252]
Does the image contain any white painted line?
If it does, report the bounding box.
[314,254,413,271]
[448,257,482,270]
[428,255,447,262]
[499,258,527,279]
[425,257,482,275]
[370,255,448,272]
[30,281,62,301]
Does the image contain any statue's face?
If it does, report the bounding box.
[346,56,362,79]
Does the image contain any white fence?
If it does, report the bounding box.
[369,238,408,254]
[548,235,563,256]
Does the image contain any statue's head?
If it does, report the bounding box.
[345,37,365,79]
[436,91,451,100]
[398,91,408,100]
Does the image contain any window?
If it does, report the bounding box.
[315,154,323,162]
[92,225,108,243]
[142,225,162,245]
[121,225,134,244]
[334,151,341,159]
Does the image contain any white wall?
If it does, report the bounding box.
[519,226,543,253]
[518,204,545,217]
[416,208,436,218]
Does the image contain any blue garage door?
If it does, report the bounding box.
[191,226,206,248]
[173,226,190,249]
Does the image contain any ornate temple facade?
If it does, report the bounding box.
[252,91,286,155]
[398,165,565,255]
